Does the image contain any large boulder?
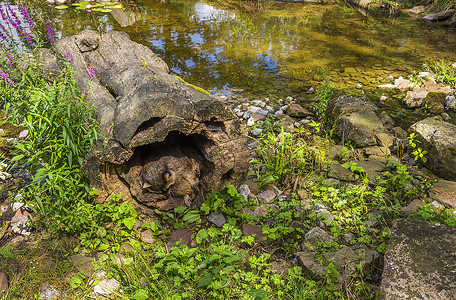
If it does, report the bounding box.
[51,30,249,211]
[408,117,456,180]
[328,95,389,147]
[380,218,456,299]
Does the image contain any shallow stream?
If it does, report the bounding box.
[34,0,456,96]
[3,0,456,126]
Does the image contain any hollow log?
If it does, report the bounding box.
[52,30,249,211]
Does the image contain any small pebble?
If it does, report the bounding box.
[246,117,255,127]
[251,128,263,136]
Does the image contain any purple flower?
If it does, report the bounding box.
[65,50,73,64]
[89,66,95,79]
[46,22,55,45]
[0,69,14,87]
[0,6,8,25]
[0,23,8,40]
[5,3,22,33]
[2,47,14,68]
[82,89,89,96]
[17,2,33,30]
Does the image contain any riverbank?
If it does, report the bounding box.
[2,58,456,298]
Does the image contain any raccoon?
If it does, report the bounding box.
[140,145,202,207]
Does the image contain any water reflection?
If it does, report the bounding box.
[5,0,456,97]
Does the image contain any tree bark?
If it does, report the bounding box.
[52,30,249,211]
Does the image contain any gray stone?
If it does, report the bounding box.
[287,103,314,118]
[409,117,456,180]
[324,178,341,188]
[408,6,426,14]
[250,113,266,122]
[302,227,334,252]
[423,92,446,114]
[328,96,387,147]
[423,9,455,22]
[241,224,264,242]
[238,184,250,202]
[430,200,445,209]
[40,283,59,300]
[328,162,355,181]
[270,260,293,275]
[317,210,334,228]
[313,203,327,213]
[400,199,425,217]
[250,128,263,136]
[343,233,355,244]
[93,271,120,296]
[441,112,451,121]
[378,111,394,129]
[363,146,390,157]
[357,160,386,183]
[208,212,227,227]
[446,95,456,110]
[403,89,428,108]
[0,270,8,295]
[70,255,96,277]
[380,218,456,299]
[276,113,295,132]
[375,132,394,148]
[168,228,192,248]
[140,229,155,244]
[391,127,408,140]
[429,179,456,208]
[10,215,31,235]
[296,251,326,279]
[257,189,276,203]
[394,77,411,90]
[0,172,11,181]
[327,145,345,161]
[364,210,382,228]
[18,130,29,140]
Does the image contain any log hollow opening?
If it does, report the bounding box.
[119,131,215,209]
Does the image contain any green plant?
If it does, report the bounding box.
[424,59,456,86]
[313,72,334,122]
[409,71,423,89]
[200,185,254,225]
[337,146,351,163]
[101,224,308,300]
[407,133,428,163]
[250,126,320,187]
[342,162,366,181]
[413,204,456,226]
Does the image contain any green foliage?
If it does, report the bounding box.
[250,125,324,187]
[424,59,456,86]
[78,197,138,252]
[313,72,334,122]
[342,162,366,181]
[101,224,308,300]
[201,185,253,225]
[412,204,456,226]
[407,133,428,163]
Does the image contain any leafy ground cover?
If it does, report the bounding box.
[1,2,456,300]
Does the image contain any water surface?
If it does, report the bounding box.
[7,0,456,99]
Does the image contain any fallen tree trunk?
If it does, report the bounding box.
[50,30,249,211]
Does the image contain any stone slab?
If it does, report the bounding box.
[380,218,456,299]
